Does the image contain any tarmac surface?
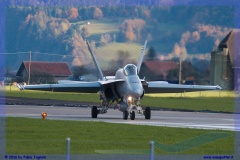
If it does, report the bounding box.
[5,104,238,131]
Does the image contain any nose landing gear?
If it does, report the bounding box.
[130,111,135,120]
[122,110,135,120]
[123,98,151,120]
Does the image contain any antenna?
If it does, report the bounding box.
[86,40,105,80]
[137,40,147,74]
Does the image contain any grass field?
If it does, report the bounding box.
[5,86,235,113]
[96,42,142,61]
[85,19,119,35]
[6,117,234,154]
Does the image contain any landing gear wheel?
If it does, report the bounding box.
[91,106,98,118]
[130,111,135,120]
[123,110,128,120]
[144,107,151,119]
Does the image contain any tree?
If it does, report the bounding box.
[143,9,151,19]
[100,33,112,46]
[68,7,79,21]
[93,7,103,19]
[145,46,156,60]
[117,50,130,67]
[81,27,89,39]
[119,19,146,42]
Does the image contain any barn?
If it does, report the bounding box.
[210,29,240,90]
[16,61,72,84]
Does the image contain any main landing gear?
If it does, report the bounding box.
[144,107,151,119]
[91,100,109,118]
[91,106,99,118]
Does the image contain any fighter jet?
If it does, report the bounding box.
[17,40,222,120]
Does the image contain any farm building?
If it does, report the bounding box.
[16,61,72,84]
[139,60,204,84]
[210,29,240,90]
[139,61,178,81]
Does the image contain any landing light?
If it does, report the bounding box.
[41,112,47,119]
[127,96,133,103]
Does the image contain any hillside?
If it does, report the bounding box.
[5,5,234,77]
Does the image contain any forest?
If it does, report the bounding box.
[3,1,235,82]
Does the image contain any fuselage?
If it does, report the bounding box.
[115,64,143,100]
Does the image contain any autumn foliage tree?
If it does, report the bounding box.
[100,33,112,46]
[119,19,146,42]
[93,7,103,19]
[143,9,151,19]
[68,7,79,21]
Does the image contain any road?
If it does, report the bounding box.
[5,105,239,131]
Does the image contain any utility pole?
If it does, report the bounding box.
[28,51,31,85]
[179,54,182,84]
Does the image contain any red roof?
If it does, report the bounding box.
[143,61,178,77]
[17,61,72,76]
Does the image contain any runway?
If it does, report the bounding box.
[5,105,239,131]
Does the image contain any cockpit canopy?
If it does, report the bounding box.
[123,64,137,76]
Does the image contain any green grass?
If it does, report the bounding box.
[6,86,100,103]
[6,117,234,154]
[142,97,234,113]
[86,20,119,35]
[73,19,119,35]
[96,42,142,61]
[5,86,234,113]
[147,90,234,98]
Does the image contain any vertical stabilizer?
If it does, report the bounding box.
[137,40,148,74]
[86,40,105,80]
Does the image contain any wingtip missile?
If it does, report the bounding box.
[216,85,222,90]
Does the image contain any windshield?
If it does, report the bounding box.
[123,64,137,76]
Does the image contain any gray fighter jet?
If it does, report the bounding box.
[17,40,222,120]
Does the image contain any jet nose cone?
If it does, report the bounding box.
[133,89,143,98]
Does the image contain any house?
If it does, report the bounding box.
[16,61,72,84]
[210,29,240,90]
[0,72,18,86]
[4,72,18,84]
[139,60,178,81]
[139,60,204,84]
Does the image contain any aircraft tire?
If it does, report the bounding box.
[123,110,128,120]
[130,111,135,120]
[145,107,151,119]
[91,106,98,118]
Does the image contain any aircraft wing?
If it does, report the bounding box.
[17,79,125,93]
[17,81,101,93]
[143,81,222,93]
